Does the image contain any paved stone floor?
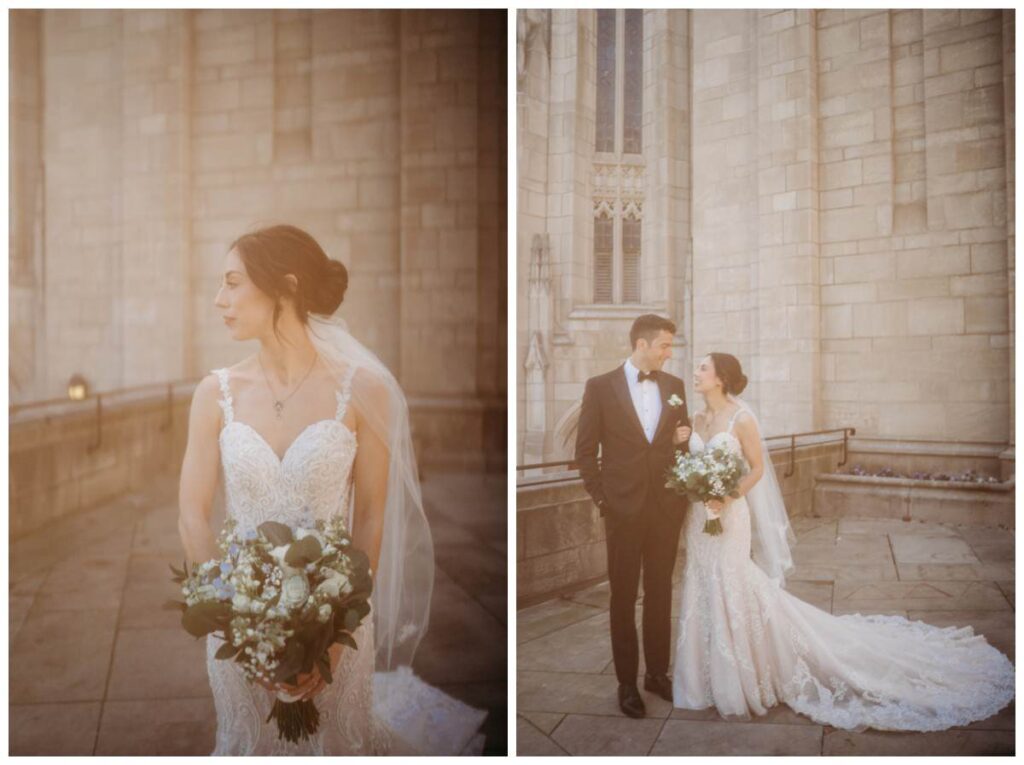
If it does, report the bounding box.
[10,470,507,755]
[517,515,1015,756]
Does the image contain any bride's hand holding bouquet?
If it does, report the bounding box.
[665,444,746,535]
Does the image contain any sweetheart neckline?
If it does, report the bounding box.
[222,418,356,465]
[691,430,740,448]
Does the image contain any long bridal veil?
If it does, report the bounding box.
[725,394,796,586]
[305,313,486,754]
[306,313,433,672]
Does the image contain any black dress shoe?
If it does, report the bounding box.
[618,683,646,718]
[643,673,673,702]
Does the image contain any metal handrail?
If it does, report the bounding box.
[517,427,858,483]
[11,376,204,452]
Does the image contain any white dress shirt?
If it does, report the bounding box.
[623,358,661,443]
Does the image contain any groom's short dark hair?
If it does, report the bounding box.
[630,314,676,348]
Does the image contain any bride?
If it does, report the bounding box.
[177,224,486,755]
[673,352,1014,731]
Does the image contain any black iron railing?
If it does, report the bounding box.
[10,377,204,452]
[517,427,857,487]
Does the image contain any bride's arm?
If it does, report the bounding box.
[177,375,223,565]
[350,371,389,573]
[731,413,765,500]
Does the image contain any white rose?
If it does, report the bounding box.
[281,574,311,609]
[317,604,332,623]
[232,593,252,613]
[315,570,351,599]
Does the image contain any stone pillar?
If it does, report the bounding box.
[476,9,506,402]
[523,234,551,466]
[922,10,1010,442]
[754,9,821,435]
[43,10,125,396]
[1001,9,1015,477]
[690,10,760,417]
[646,10,691,381]
[516,10,551,461]
[398,10,480,396]
[9,11,44,404]
[120,10,192,386]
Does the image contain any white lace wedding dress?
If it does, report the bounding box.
[206,367,487,755]
[672,410,1014,731]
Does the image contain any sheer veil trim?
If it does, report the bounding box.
[726,394,796,586]
[305,313,434,671]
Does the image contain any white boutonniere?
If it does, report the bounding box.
[667,394,684,408]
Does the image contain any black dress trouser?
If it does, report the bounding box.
[604,497,684,686]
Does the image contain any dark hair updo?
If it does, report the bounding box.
[708,352,748,396]
[229,224,348,331]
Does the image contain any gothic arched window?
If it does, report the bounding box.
[594,9,643,156]
[592,10,644,305]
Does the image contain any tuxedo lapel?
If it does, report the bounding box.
[653,374,679,442]
[610,365,648,442]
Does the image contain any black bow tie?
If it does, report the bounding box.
[637,370,657,383]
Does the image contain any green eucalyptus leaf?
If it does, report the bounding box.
[258,521,293,546]
[337,632,358,650]
[317,654,333,684]
[285,536,323,567]
[181,601,231,638]
[343,609,360,632]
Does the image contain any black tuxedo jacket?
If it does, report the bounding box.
[575,365,691,520]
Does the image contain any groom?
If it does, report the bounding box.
[575,314,691,718]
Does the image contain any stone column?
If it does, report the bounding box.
[398,10,480,396]
[646,10,691,380]
[120,10,193,386]
[43,10,125,396]
[754,9,821,435]
[922,10,1010,442]
[690,10,760,415]
[1001,9,1015,477]
[523,234,551,466]
[9,10,44,404]
[516,10,551,461]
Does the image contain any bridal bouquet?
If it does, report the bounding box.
[167,513,373,744]
[665,445,747,535]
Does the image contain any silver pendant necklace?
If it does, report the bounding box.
[258,352,318,419]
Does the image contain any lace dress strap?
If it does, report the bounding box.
[726,407,743,434]
[334,365,358,422]
[212,368,234,425]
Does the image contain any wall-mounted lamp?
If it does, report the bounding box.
[68,374,89,401]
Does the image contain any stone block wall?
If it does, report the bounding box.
[10,9,506,470]
[10,388,192,539]
[517,9,1013,463]
[516,440,846,604]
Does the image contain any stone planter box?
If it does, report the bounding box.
[813,473,1015,528]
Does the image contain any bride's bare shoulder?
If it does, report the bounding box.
[732,409,758,437]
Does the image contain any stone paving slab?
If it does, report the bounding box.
[10,470,506,755]
[516,515,1015,756]
[651,719,824,756]
[517,715,569,755]
[517,597,604,645]
[822,728,1014,756]
[552,714,666,756]
[519,710,565,734]
[94,698,216,756]
[9,702,103,756]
